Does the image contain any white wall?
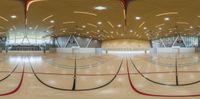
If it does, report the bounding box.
[156,48,195,53]
[79,48,95,53]
[56,48,72,53]
[179,48,195,53]
[56,48,99,54]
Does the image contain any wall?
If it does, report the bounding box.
[152,36,199,48]
[157,48,195,53]
[101,39,150,49]
[52,48,102,54]
[55,36,101,48]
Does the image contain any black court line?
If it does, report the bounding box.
[130,57,200,86]
[1,69,200,76]
[130,57,177,86]
[42,54,110,69]
[44,59,105,70]
[0,63,19,82]
[43,53,115,60]
[29,56,123,91]
[141,55,200,67]
[72,55,77,90]
[42,55,111,69]
[175,55,179,86]
[43,54,115,60]
[0,62,25,96]
[126,58,200,97]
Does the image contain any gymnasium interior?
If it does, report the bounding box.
[0,0,200,99]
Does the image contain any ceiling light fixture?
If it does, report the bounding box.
[94,6,107,11]
[155,23,165,28]
[107,21,114,28]
[97,22,102,25]
[63,21,76,24]
[135,16,141,20]
[82,25,86,28]
[50,20,55,23]
[73,11,97,16]
[87,23,97,28]
[117,24,122,27]
[11,15,17,19]
[0,16,8,22]
[156,12,178,16]
[42,15,54,22]
[164,17,170,21]
[138,21,146,28]
[176,22,189,25]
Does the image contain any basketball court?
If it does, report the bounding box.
[0,0,200,99]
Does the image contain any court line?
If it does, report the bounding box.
[72,55,77,90]
[127,58,200,97]
[44,59,105,69]
[0,70,200,76]
[137,55,200,67]
[130,57,200,86]
[42,55,115,69]
[29,56,124,91]
[43,54,116,60]
[175,55,179,86]
[0,63,25,96]
[130,57,183,86]
[0,63,19,82]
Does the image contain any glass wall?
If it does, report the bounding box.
[6,30,51,46]
[152,36,198,48]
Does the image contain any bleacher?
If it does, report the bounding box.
[9,45,42,51]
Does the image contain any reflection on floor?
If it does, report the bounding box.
[0,52,200,99]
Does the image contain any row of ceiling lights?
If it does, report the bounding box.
[7,5,198,40]
[1,6,144,40]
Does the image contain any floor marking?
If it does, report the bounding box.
[127,58,200,97]
[175,55,179,86]
[72,55,77,90]
[29,56,123,91]
[0,70,200,76]
[0,63,19,81]
[130,57,200,86]
[0,62,25,96]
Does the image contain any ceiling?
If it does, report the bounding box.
[0,0,200,41]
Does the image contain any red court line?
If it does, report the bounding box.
[0,66,25,96]
[126,58,200,97]
[28,58,124,91]
[0,70,199,76]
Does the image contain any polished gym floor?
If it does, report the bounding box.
[0,52,200,99]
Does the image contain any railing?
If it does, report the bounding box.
[6,45,46,52]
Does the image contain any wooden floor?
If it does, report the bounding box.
[0,52,200,99]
